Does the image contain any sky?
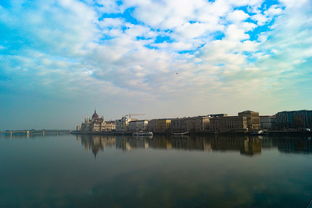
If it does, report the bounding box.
[0,0,311,129]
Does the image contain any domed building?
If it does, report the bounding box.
[78,110,116,133]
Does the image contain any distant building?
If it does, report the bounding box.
[185,116,210,133]
[273,110,312,129]
[79,110,116,132]
[238,110,260,131]
[170,116,209,133]
[208,114,228,118]
[171,118,187,133]
[210,116,247,133]
[128,120,149,132]
[103,121,116,132]
[260,116,274,130]
[116,115,137,132]
[148,119,171,133]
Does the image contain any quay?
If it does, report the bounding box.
[0,129,71,137]
[74,110,312,137]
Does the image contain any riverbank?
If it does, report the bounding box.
[71,130,312,136]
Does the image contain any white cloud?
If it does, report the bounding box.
[227,10,249,23]
[2,0,311,120]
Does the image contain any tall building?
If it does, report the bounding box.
[238,110,260,131]
[273,110,312,129]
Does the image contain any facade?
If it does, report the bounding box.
[185,116,210,132]
[128,120,149,132]
[238,111,260,131]
[79,111,116,132]
[273,110,312,129]
[148,119,172,133]
[171,116,210,133]
[116,116,137,132]
[171,118,187,133]
[260,116,274,130]
[210,116,248,133]
[102,121,116,131]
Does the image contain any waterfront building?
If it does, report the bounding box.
[185,116,210,133]
[148,119,171,133]
[210,116,248,133]
[116,115,137,132]
[171,116,210,133]
[171,118,187,133]
[260,116,274,130]
[208,114,228,118]
[128,120,149,132]
[273,110,312,129]
[79,110,116,132]
[238,110,260,131]
[102,121,116,131]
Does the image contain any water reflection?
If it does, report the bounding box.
[77,136,116,157]
[1,134,312,208]
[75,135,312,156]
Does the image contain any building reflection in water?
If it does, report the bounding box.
[75,135,312,157]
[76,136,312,156]
[77,135,116,157]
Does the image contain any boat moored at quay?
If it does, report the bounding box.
[132,131,153,137]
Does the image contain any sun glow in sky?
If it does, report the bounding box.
[0,0,311,129]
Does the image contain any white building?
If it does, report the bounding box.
[116,115,137,132]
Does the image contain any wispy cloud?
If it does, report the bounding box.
[0,0,311,128]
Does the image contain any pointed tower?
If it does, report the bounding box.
[92,110,99,120]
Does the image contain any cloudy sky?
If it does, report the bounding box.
[0,0,311,129]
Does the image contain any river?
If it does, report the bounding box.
[0,134,311,208]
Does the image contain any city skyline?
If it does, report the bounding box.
[1,0,311,129]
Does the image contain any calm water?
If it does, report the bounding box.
[0,134,312,208]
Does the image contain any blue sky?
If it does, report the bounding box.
[0,0,311,129]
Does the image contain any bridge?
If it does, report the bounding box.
[0,129,71,137]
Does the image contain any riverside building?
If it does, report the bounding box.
[210,116,248,133]
[115,115,137,132]
[260,116,274,130]
[128,120,149,132]
[147,119,172,134]
[209,111,260,133]
[78,110,116,133]
[171,116,210,133]
[238,110,260,131]
[273,110,312,129]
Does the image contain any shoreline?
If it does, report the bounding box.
[71,130,312,136]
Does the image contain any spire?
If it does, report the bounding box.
[92,109,99,120]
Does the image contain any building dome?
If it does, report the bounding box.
[92,110,99,120]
